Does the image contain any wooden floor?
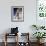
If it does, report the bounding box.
[0,42,46,46]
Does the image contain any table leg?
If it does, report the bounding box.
[4,34,7,46]
[17,34,18,46]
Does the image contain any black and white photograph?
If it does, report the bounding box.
[11,6,24,22]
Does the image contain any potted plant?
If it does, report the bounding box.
[33,32,46,43]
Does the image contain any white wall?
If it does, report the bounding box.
[0,0,36,42]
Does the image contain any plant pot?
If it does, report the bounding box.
[37,39,45,44]
[37,39,40,43]
[40,38,45,43]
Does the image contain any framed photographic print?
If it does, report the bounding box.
[11,6,24,22]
